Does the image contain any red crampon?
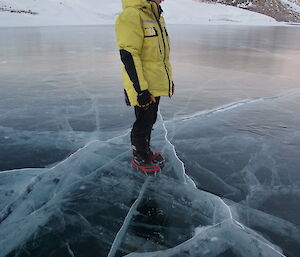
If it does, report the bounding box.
[132,158,161,175]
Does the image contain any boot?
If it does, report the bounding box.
[150,151,165,166]
[132,151,160,175]
[146,137,165,166]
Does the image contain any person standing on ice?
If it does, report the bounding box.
[115,0,174,173]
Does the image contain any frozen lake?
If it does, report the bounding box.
[0,25,300,257]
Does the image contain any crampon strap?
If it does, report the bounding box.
[132,158,160,174]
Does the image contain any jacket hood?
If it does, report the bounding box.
[122,0,163,19]
[122,0,149,9]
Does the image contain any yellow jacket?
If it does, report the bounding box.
[115,0,174,106]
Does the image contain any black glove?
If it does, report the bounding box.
[137,90,153,109]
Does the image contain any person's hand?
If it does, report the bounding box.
[137,90,155,109]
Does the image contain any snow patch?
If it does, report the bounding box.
[0,0,278,27]
[280,0,300,13]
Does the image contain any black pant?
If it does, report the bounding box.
[131,97,160,158]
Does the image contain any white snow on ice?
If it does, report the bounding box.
[280,0,300,13]
[0,0,278,27]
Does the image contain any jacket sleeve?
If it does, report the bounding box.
[115,8,148,93]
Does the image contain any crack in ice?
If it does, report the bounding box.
[159,110,233,220]
[107,178,150,257]
[0,103,288,256]
[171,98,263,123]
[168,91,296,124]
[66,242,75,257]
[158,109,286,257]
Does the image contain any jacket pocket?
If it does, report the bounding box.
[142,27,161,60]
[144,27,158,38]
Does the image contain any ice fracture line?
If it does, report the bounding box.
[169,90,296,124]
[159,109,233,219]
[159,109,286,257]
[66,243,75,257]
[107,178,150,257]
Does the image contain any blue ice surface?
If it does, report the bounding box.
[0,25,300,257]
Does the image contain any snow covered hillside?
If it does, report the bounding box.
[0,0,122,27]
[201,0,300,23]
[280,0,300,14]
[0,0,278,27]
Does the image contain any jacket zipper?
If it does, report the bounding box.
[164,27,170,52]
[153,27,162,55]
[151,5,172,97]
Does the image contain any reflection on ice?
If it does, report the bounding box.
[1,25,300,257]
